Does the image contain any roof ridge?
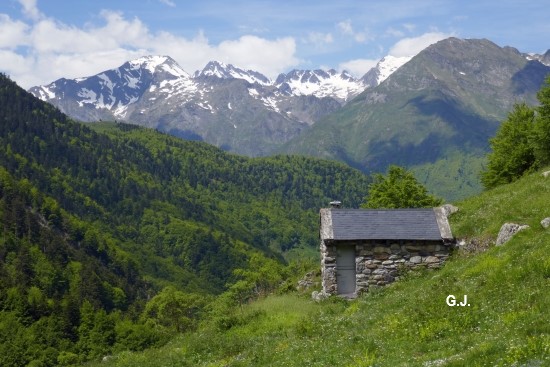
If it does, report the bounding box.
[321,207,452,241]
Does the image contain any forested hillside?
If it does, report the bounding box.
[0,74,370,366]
[91,166,550,367]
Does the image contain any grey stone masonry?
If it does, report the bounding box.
[320,239,337,294]
[320,239,451,296]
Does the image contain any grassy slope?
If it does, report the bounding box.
[91,169,550,367]
[411,153,486,202]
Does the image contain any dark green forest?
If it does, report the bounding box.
[0,74,370,366]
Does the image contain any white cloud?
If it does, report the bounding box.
[338,58,378,77]
[0,15,29,48]
[0,5,300,88]
[0,49,33,75]
[388,32,451,57]
[18,0,42,21]
[216,36,299,75]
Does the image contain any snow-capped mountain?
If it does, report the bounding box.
[29,55,197,121]
[28,52,412,155]
[360,55,412,87]
[194,61,271,85]
[283,38,550,201]
[27,39,550,181]
[29,56,352,155]
[274,69,368,102]
[524,50,550,66]
[193,62,370,102]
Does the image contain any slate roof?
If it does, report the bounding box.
[322,208,448,241]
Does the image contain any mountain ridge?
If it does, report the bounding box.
[29,56,369,156]
[280,38,550,200]
[29,56,370,121]
[27,37,550,199]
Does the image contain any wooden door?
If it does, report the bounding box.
[336,245,356,295]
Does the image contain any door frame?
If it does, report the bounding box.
[336,244,356,295]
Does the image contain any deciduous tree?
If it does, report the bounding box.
[481,103,536,189]
[361,165,442,209]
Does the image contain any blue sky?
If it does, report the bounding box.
[1,0,549,88]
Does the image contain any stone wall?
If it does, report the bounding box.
[321,239,452,296]
[320,239,337,294]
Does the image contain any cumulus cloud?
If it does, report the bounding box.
[0,15,29,48]
[338,58,378,77]
[388,32,451,57]
[0,4,300,88]
[216,35,298,74]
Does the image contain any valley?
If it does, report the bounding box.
[0,31,549,367]
[0,73,369,365]
[89,166,550,366]
[29,38,550,201]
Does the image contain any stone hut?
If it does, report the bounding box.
[319,206,454,297]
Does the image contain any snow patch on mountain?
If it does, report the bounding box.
[129,55,170,74]
[97,73,114,93]
[77,88,98,107]
[376,55,412,84]
[524,50,550,66]
[248,88,260,97]
[246,87,281,113]
[195,61,272,85]
[262,96,280,113]
[157,77,197,98]
[275,69,366,101]
[34,85,56,100]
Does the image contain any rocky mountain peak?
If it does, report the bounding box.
[525,49,550,66]
[125,55,190,79]
[274,69,368,102]
[194,61,271,85]
[360,55,412,87]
